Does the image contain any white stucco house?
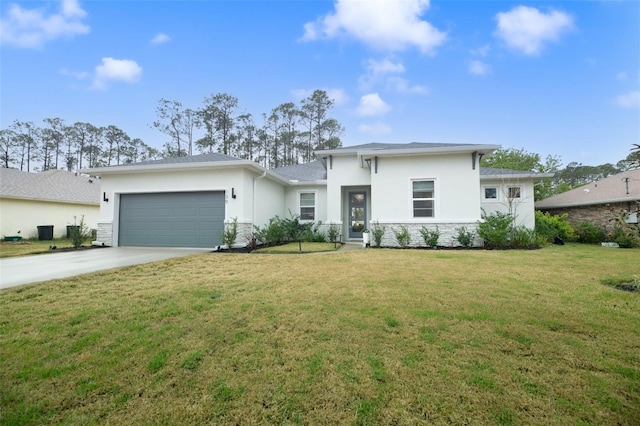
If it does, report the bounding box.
[0,168,100,239]
[84,142,548,248]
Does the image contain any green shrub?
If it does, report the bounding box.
[573,221,605,244]
[222,217,238,247]
[419,225,440,248]
[254,216,287,245]
[327,222,341,246]
[510,226,539,249]
[370,221,386,247]
[454,226,475,248]
[393,225,411,248]
[535,211,575,243]
[611,228,640,248]
[477,211,513,249]
[69,215,91,248]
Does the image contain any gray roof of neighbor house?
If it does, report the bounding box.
[272,160,327,182]
[0,168,100,205]
[536,169,640,209]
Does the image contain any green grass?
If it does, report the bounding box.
[254,242,341,253]
[0,238,76,258]
[1,244,639,424]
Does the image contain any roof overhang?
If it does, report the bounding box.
[318,144,500,158]
[0,195,99,206]
[82,160,291,185]
[481,172,554,180]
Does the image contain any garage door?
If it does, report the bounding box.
[119,191,225,248]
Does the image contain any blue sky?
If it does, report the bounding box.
[1,0,638,167]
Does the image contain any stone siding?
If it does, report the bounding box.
[96,221,113,246]
[371,222,481,248]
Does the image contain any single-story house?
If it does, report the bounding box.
[0,168,100,239]
[536,168,640,231]
[84,142,550,248]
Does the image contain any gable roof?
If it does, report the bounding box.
[272,160,327,182]
[0,168,100,205]
[536,169,640,209]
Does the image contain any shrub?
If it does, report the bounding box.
[611,227,640,248]
[370,221,386,247]
[254,216,287,245]
[454,226,475,248]
[510,226,539,249]
[477,211,513,249]
[535,211,575,243]
[327,222,341,247]
[69,215,91,248]
[222,217,238,247]
[393,225,411,248]
[573,221,605,244]
[419,225,440,248]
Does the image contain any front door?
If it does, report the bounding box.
[348,191,367,239]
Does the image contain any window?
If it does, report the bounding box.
[484,187,498,200]
[412,180,435,217]
[299,192,316,221]
[507,186,521,199]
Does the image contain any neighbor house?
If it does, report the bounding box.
[85,142,549,248]
[536,169,640,232]
[0,168,100,239]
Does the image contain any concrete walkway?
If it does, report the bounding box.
[0,247,210,290]
[337,242,366,251]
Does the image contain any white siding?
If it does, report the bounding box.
[480,178,536,229]
[0,198,99,239]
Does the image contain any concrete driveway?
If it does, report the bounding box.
[0,247,211,290]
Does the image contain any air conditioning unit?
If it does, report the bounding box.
[625,212,639,224]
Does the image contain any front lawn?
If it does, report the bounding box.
[0,238,75,258]
[1,245,638,424]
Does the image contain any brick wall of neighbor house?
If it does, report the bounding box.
[539,202,631,232]
[377,222,481,248]
[97,221,113,246]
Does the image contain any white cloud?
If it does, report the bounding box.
[59,67,89,80]
[358,122,392,135]
[470,44,491,57]
[386,77,429,94]
[357,93,391,116]
[359,57,405,90]
[151,33,171,45]
[494,6,573,55]
[301,0,446,54]
[615,91,640,109]
[92,58,143,90]
[0,0,89,48]
[469,60,490,76]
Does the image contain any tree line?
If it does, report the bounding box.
[0,89,343,172]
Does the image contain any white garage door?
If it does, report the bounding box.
[119,191,225,248]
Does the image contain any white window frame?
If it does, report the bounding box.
[298,190,317,222]
[483,186,499,202]
[411,179,436,218]
[507,186,522,200]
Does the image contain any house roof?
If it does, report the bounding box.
[272,160,327,182]
[536,169,640,209]
[317,142,500,157]
[0,168,100,205]
[480,167,554,180]
[83,153,291,185]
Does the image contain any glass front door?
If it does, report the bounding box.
[348,191,367,238]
